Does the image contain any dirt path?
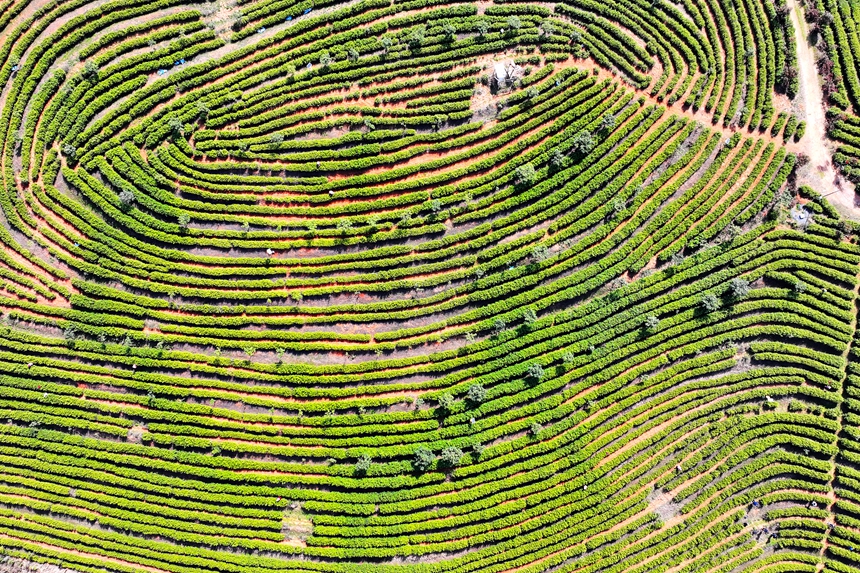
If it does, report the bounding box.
[787,0,860,219]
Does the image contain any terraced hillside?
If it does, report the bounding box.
[0,0,858,571]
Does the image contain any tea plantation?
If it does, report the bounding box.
[0,0,858,571]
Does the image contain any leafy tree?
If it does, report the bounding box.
[493,318,507,335]
[319,51,333,67]
[62,143,76,163]
[540,20,555,36]
[729,278,751,300]
[522,308,538,326]
[515,163,536,187]
[571,130,595,154]
[437,393,455,411]
[644,315,660,331]
[118,190,135,210]
[413,447,434,471]
[408,25,426,47]
[701,293,721,312]
[532,244,550,262]
[477,21,489,37]
[177,213,191,229]
[347,48,360,62]
[467,383,487,404]
[562,351,576,365]
[355,455,372,474]
[167,116,184,137]
[599,113,617,133]
[439,446,464,467]
[83,60,99,80]
[793,280,807,295]
[530,422,543,436]
[527,363,545,381]
[549,148,565,170]
[506,16,521,32]
[443,22,457,41]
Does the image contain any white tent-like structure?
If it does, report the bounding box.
[494,62,508,86]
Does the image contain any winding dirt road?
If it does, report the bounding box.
[787,0,860,219]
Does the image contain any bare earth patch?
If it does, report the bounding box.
[0,556,81,573]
